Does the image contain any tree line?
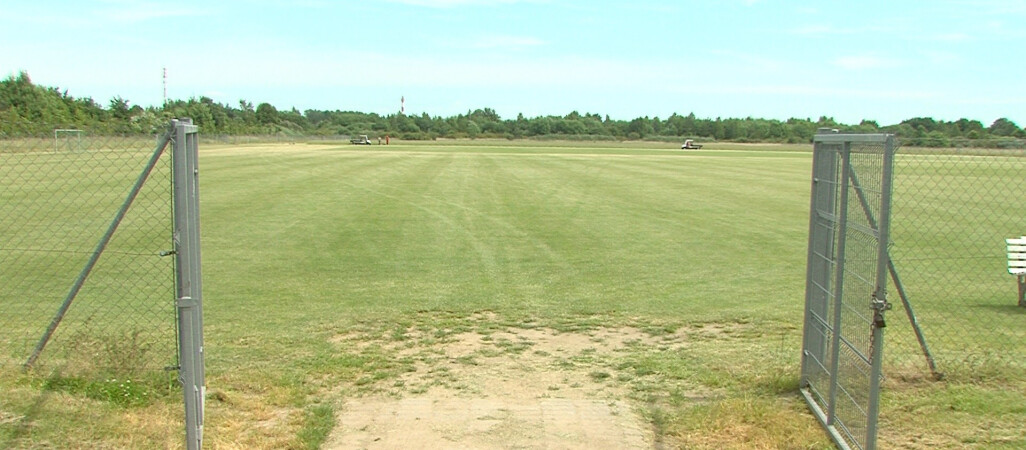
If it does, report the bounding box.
[2,71,1024,147]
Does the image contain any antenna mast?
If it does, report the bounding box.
[163,67,168,106]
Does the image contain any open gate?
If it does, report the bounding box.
[801,132,895,450]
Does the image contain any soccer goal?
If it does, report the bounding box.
[54,129,84,153]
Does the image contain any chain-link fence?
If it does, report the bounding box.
[0,126,176,378]
[887,144,1026,379]
[199,133,354,146]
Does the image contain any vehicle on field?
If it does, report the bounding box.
[350,135,372,145]
[681,139,702,150]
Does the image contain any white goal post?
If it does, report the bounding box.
[54,129,84,153]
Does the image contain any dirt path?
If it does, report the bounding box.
[322,322,695,449]
[329,396,648,449]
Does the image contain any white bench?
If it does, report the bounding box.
[1007,236,1026,307]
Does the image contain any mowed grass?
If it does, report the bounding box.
[203,143,809,324]
[3,140,1024,448]
[195,142,824,448]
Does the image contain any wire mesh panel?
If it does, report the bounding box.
[802,133,894,450]
[887,146,1026,378]
[0,127,176,377]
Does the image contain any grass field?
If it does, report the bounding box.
[2,140,1025,448]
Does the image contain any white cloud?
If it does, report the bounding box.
[832,55,900,70]
[946,0,1026,16]
[931,32,972,42]
[0,0,211,28]
[169,41,666,92]
[203,90,229,99]
[95,0,211,23]
[384,0,532,7]
[790,24,885,36]
[790,24,839,35]
[923,51,961,65]
[665,84,938,101]
[708,50,788,72]
[470,35,546,50]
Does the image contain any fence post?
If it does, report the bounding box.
[173,119,204,450]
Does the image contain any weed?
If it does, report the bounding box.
[454,355,478,365]
[297,403,334,449]
[38,374,164,408]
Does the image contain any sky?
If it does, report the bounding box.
[2,0,1025,126]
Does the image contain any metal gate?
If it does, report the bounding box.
[801,132,895,450]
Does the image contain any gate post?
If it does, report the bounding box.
[172,119,204,450]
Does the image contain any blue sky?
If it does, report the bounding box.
[2,0,1025,126]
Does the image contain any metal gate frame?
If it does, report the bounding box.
[801,132,895,450]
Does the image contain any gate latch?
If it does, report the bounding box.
[871,295,891,328]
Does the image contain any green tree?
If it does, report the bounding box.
[238,100,256,125]
[581,116,605,135]
[528,117,551,136]
[255,102,279,125]
[466,120,481,138]
[11,69,1025,148]
[922,130,950,147]
[859,119,879,129]
[988,118,1019,136]
[415,113,434,134]
[954,118,984,135]
[627,117,654,138]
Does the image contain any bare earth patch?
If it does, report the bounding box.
[329,396,646,449]
[322,323,713,449]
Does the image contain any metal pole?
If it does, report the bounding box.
[889,260,941,378]
[865,135,896,450]
[1018,275,1025,308]
[826,142,852,425]
[173,118,204,450]
[26,127,175,369]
